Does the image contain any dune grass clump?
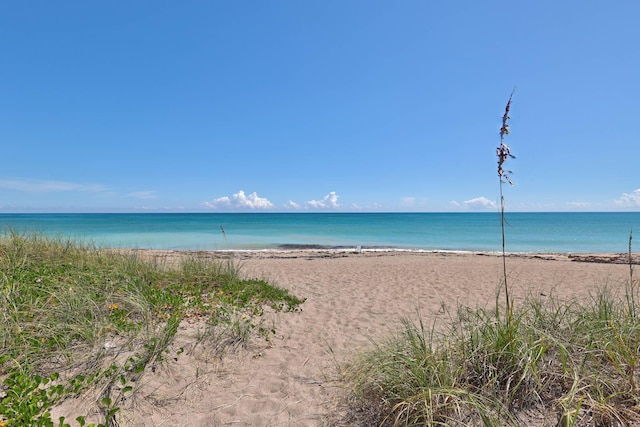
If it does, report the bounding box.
[342,283,640,426]
[0,232,304,426]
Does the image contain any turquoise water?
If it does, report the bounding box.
[0,212,638,253]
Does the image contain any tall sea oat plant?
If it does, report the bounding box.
[497,92,515,320]
[629,228,636,318]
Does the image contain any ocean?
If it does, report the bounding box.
[0,212,638,254]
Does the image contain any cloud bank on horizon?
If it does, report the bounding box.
[202,190,341,211]
[202,190,274,210]
[0,179,639,212]
[453,196,498,210]
[616,189,640,208]
[196,188,640,212]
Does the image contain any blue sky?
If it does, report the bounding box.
[1,1,639,212]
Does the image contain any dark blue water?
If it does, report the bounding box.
[0,212,638,253]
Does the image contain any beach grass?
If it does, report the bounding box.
[341,280,640,426]
[0,232,304,426]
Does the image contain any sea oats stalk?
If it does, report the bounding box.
[497,91,516,321]
[628,228,636,318]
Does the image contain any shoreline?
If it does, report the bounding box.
[128,247,640,265]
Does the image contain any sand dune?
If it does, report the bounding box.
[58,250,632,426]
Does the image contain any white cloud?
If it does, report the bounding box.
[307,192,340,209]
[287,200,300,209]
[0,179,109,193]
[202,190,273,210]
[615,189,640,207]
[463,196,497,209]
[209,196,231,207]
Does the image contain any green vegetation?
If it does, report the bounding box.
[342,283,640,426]
[0,232,304,426]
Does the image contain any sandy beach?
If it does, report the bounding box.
[65,250,634,426]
